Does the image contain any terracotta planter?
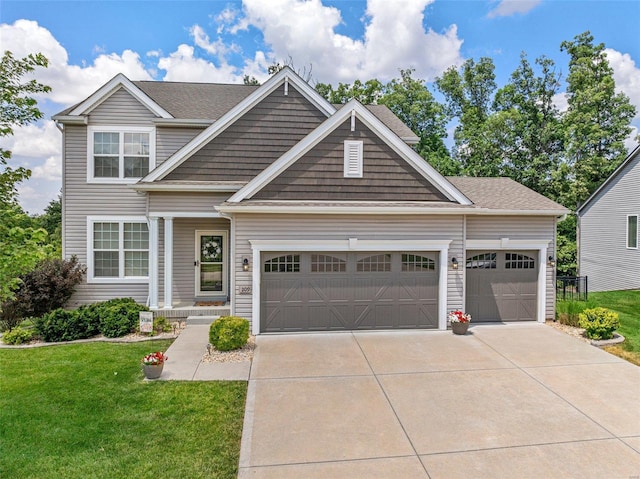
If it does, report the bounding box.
[143,363,164,379]
[451,322,469,335]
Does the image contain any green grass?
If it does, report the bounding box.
[589,290,640,363]
[0,340,247,479]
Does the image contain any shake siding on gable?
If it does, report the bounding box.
[579,152,640,292]
[164,85,326,182]
[465,216,556,319]
[232,213,464,325]
[254,119,452,201]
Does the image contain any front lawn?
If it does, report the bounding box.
[589,290,640,365]
[0,340,247,479]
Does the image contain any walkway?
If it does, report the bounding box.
[159,316,250,381]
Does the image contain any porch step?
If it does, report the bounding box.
[186,315,218,325]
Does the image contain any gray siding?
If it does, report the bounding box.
[64,125,148,306]
[167,218,230,305]
[89,87,157,124]
[579,152,640,291]
[232,214,464,327]
[255,119,451,201]
[156,127,202,166]
[466,215,556,320]
[149,192,230,213]
[165,85,327,181]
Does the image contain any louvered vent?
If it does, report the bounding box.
[343,140,363,178]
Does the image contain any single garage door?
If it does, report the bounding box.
[465,250,537,322]
[261,252,439,332]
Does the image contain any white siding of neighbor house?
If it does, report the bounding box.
[579,152,640,292]
[232,214,465,326]
[465,215,557,320]
[63,89,205,306]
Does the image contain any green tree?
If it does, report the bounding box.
[379,69,458,175]
[315,79,384,104]
[0,50,52,305]
[560,31,637,208]
[436,57,500,176]
[492,54,564,199]
[36,195,62,257]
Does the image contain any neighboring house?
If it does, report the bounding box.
[577,145,640,292]
[53,67,568,334]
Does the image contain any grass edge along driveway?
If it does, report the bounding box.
[0,340,247,479]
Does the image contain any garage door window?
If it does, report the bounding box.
[402,254,435,271]
[311,254,346,272]
[264,254,300,273]
[357,254,391,272]
[505,253,535,269]
[466,253,496,269]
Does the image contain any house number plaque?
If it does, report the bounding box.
[239,286,252,295]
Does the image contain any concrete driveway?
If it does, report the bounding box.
[238,323,640,478]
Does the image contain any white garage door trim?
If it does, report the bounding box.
[249,239,452,335]
[466,239,550,323]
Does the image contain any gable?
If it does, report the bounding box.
[163,84,327,182]
[89,87,157,125]
[253,118,452,202]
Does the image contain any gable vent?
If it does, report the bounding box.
[344,140,363,178]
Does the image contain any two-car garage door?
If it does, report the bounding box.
[261,252,439,332]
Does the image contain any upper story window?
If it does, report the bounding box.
[88,127,155,183]
[627,215,638,249]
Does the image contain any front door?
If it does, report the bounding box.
[195,231,227,297]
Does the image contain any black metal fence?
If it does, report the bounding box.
[556,276,588,301]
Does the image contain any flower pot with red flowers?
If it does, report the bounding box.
[448,310,471,335]
[142,351,168,379]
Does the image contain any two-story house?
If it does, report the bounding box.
[53,67,568,334]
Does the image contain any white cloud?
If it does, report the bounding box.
[237,0,463,84]
[1,120,60,159]
[157,44,243,83]
[32,155,61,180]
[605,48,640,119]
[0,20,152,105]
[487,0,542,18]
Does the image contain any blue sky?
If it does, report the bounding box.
[1,0,639,213]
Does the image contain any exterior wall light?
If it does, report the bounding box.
[243,258,250,272]
[451,257,459,270]
[548,256,556,268]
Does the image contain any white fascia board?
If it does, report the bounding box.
[217,204,567,216]
[249,239,451,252]
[349,103,471,205]
[466,239,551,250]
[152,118,213,128]
[69,73,172,118]
[148,212,223,218]
[141,67,336,183]
[51,115,88,125]
[129,182,243,192]
[229,100,471,205]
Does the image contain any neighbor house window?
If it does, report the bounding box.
[627,215,638,249]
[88,127,155,182]
[88,217,149,282]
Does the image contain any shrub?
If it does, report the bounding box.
[35,308,96,342]
[555,298,597,327]
[209,316,250,351]
[97,299,149,338]
[578,307,620,340]
[2,326,34,345]
[0,256,85,332]
[153,316,172,334]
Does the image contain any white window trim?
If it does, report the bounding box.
[86,216,149,283]
[87,126,156,184]
[627,214,638,249]
[343,140,363,178]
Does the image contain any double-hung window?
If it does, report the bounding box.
[88,127,155,182]
[627,215,638,249]
[88,217,149,282]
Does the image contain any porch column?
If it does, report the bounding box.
[163,216,174,309]
[148,216,159,309]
